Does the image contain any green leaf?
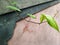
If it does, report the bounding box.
[6,6,21,12]
[40,14,46,23]
[12,2,17,5]
[27,14,36,19]
[40,14,59,31]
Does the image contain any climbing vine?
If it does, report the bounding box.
[6,2,59,32]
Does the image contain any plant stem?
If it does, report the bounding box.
[25,19,46,25]
[25,9,59,25]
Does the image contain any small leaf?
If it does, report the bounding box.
[40,14,46,23]
[6,6,21,12]
[12,2,17,5]
[40,14,59,31]
[27,14,36,19]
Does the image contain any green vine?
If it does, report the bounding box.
[6,2,59,32]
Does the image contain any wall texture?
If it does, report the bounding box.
[0,0,52,14]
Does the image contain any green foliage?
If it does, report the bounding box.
[12,2,17,5]
[40,14,46,23]
[40,14,59,31]
[6,1,59,32]
[27,14,36,19]
[6,6,21,12]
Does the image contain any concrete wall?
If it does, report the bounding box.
[8,3,60,45]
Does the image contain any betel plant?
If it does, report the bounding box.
[6,2,59,32]
[6,2,21,12]
[26,13,59,32]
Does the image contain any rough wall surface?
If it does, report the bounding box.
[0,1,58,45]
[0,0,52,14]
[8,3,60,45]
